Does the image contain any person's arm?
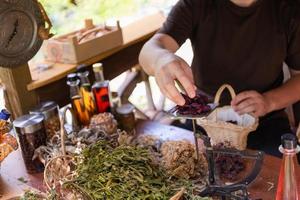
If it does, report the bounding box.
[139,34,196,106]
[139,33,179,76]
[139,0,199,106]
[232,15,300,118]
[231,71,300,117]
[264,70,300,111]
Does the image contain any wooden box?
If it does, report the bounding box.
[42,19,123,64]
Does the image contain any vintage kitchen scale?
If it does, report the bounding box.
[0,0,53,68]
[195,123,264,200]
[168,84,264,200]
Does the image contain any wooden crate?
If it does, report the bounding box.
[42,19,123,64]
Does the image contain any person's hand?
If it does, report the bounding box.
[231,90,273,117]
[154,53,196,105]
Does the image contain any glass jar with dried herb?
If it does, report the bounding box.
[13,114,47,173]
[116,103,136,135]
[30,101,60,140]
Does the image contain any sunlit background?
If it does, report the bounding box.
[1,0,194,116]
[40,0,177,34]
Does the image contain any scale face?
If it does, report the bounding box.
[0,0,44,67]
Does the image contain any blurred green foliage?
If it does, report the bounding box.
[39,0,171,34]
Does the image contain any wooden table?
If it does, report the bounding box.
[1,121,299,200]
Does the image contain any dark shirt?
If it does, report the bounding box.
[159,0,300,103]
[160,0,300,154]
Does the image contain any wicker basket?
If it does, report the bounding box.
[197,84,258,150]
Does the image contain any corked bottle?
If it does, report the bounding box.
[67,73,91,126]
[77,64,96,116]
[276,133,300,200]
[92,63,111,113]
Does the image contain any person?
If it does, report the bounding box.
[139,0,300,157]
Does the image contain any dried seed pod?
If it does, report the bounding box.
[89,113,117,134]
[160,140,208,179]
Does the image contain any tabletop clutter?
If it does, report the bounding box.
[0,109,18,163]
[1,63,299,199]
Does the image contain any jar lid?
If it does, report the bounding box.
[281,133,297,150]
[30,101,59,120]
[116,104,134,115]
[0,109,10,120]
[13,114,44,134]
[67,73,79,82]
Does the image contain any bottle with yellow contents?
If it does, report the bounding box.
[67,73,91,126]
[77,64,96,116]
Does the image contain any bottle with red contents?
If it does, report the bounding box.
[92,63,111,113]
[276,133,300,200]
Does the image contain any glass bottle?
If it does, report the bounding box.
[92,63,111,113]
[276,133,300,200]
[77,64,96,116]
[67,73,91,126]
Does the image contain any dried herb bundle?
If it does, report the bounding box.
[161,140,207,179]
[64,140,208,200]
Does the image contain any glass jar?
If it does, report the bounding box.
[30,101,60,140]
[110,91,121,115]
[13,114,47,174]
[116,104,136,135]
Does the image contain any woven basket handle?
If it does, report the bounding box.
[214,84,236,104]
[60,107,78,156]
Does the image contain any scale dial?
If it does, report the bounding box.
[0,10,36,57]
[0,0,44,67]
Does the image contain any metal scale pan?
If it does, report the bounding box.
[197,126,264,200]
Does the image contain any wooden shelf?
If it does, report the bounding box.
[27,12,165,91]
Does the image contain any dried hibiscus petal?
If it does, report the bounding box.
[214,142,245,181]
[176,92,211,115]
